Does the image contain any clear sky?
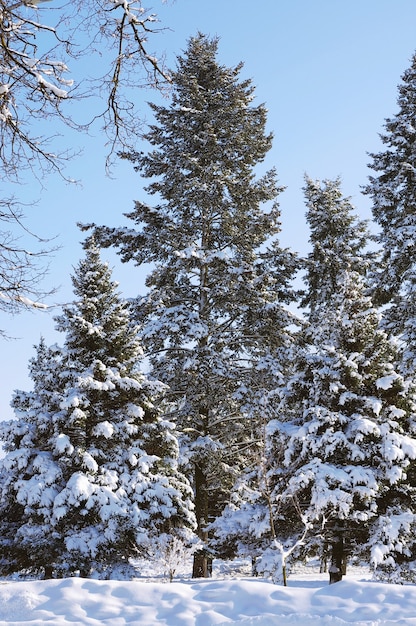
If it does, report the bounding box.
[2,0,416,420]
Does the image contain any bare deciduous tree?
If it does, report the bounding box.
[0,197,57,334]
[0,0,171,179]
[0,0,170,320]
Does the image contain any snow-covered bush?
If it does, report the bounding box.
[144,531,201,582]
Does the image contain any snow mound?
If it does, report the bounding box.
[0,577,416,625]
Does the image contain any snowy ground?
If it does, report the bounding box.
[0,560,415,625]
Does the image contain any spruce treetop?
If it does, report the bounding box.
[55,237,142,372]
[363,51,416,375]
[90,33,284,268]
[301,176,373,318]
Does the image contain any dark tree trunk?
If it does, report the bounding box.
[192,463,212,578]
[192,551,211,578]
[329,524,344,584]
[79,565,92,578]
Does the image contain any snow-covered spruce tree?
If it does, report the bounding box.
[212,178,376,582]
[363,51,416,377]
[267,178,416,583]
[0,339,65,577]
[87,33,299,577]
[301,176,375,319]
[0,238,195,579]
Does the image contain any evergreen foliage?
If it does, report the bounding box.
[301,176,374,318]
[0,238,195,579]
[88,33,299,575]
[273,179,416,581]
[272,272,416,578]
[214,178,416,583]
[4,33,416,587]
[364,52,416,376]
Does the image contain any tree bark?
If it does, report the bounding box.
[192,463,211,578]
[329,523,344,584]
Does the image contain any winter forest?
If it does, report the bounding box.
[3,10,416,592]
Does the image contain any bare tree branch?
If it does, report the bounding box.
[0,0,172,179]
[0,196,58,335]
[0,0,172,322]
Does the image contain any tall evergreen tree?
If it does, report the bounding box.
[272,272,416,582]
[0,238,195,579]
[363,51,416,376]
[272,179,416,582]
[88,33,299,576]
[215,179,416,584]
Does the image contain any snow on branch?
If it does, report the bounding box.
[0,0,171,179]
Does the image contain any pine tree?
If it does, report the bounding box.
[363,51,416,376]
[0,238,195,579]
[274,275,416,579]
[270,179,416,583]
[0,339,65,577]
[88,33,299,576]
[215,178,416,584]
[301,176,374,318]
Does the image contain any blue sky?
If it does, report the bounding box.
[2,0,416,419]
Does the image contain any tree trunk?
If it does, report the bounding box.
[192,463,212,578]
[329,524,344,584]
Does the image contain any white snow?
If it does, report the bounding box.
[92,420,115,438]
[55,433,74,454]
[1,563,416,625]
[375,374,400,390]
[14,295,49,309]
